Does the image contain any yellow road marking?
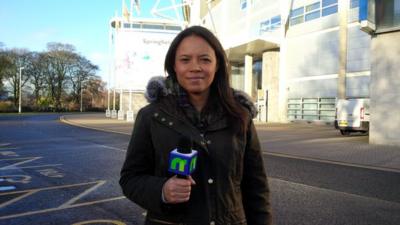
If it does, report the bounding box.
[0,196,126,220]
[0,180,126,220]
[72,219,126,225]
[0,157,42,170]
[0,180,105,196]
[0,190,39,208]
[60,180,106,208]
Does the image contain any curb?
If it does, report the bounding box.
[59,116,131,136]
[264,152,400,174]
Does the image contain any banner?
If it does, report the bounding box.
[114,29,178,91]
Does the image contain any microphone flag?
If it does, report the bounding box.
[168,136,197,176]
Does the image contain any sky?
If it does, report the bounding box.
[0,0,184,84]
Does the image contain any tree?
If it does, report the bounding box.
[45,42,77,111]
[0,47,13,97]
[82,76,106,110]
[29,52,48,109]
[69,56,99,108]
[0,41,105,112]
[2,48,31,106]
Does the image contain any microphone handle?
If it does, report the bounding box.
[177,174,187,179]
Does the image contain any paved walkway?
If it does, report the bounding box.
[61,112,400,173]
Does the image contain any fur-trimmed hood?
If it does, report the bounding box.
[145,76,258,118]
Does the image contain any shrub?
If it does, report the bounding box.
[0,101,17,112]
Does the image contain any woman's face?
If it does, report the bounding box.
[174,35,217,97]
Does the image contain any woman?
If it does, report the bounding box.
[120,26,272,225]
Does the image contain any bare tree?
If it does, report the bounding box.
[82,76,106,109]
[1,48,31,106]
[45,42,77,111]
[69,56,99,108]
[1,42,104,112]
[29,52,48,109]
[0,48,13,97]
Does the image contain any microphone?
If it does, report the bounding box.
[168,136,198,179]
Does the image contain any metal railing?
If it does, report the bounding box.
[288,97,336,121]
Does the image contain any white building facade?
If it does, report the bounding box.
[198,0,371,125]
[198,0,400,146]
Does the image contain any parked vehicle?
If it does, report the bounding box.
[335,98,370,135]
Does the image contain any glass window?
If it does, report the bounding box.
[271,22,281,30]
[260,15,281,33]
[291,7,304,18]
[131,23,141,28]
[271,15,281,24]
[271,15,281,30]
[166,25,182,31]
[322,0,338,7]
[261,19,270,26]
[305,11,321,21]
[253,61,262,90]
[322,5,338,16]
[350,0,359,8]
[240,0,247,10]
[260,20,270,33]
[290,16,304,25]
[376,0,400,30]
[123,23,131,28]
[306,2,320,12]
[142,24,164,30]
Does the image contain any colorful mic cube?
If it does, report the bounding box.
[168,149,198,176]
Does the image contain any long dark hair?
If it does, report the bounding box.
[164,26,249,134]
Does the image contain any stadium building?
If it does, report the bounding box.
[196,0,400,146]
[107,0,400,146]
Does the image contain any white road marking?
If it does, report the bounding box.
[0,186,16,192]
[2,175,32,184]
[95,144,126,152]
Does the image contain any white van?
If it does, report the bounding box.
[335,98,370,135]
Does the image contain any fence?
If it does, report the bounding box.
[287,97,336,121]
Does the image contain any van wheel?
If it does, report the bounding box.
[340,130,351,135]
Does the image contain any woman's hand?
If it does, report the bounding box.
[162,175,196,204]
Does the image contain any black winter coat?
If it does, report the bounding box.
[120,93,272,225]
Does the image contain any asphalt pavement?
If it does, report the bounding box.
[1,113,399,225]
[61,112,400,173]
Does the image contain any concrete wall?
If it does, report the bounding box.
[285,3,371,100]
[263,51,280,122]
[202,0,280,46]
[370,31,400,146]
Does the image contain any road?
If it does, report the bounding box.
[0,114,399,225]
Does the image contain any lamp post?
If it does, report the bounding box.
[18,67,24,114]
[80,87,83,112]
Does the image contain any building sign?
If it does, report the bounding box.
[114,29,178,91]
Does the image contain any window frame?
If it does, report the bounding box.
[321,0,338,17]
[305,2,321,22]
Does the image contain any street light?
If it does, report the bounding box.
[18,67,24,114]
[80,86,83,112]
